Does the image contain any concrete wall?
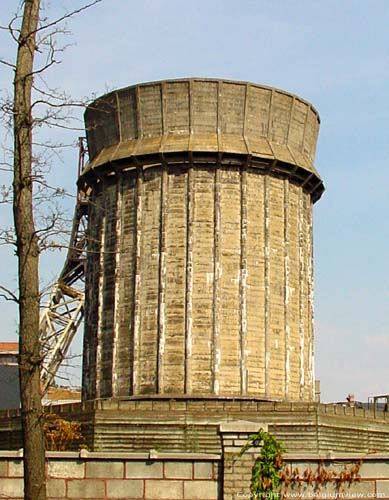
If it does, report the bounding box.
[2,447,389,500]
[4,400,389,455]
[83,79,322,188]
[83,167,315,402]
[80,78,324,404]
[0,451,220,500]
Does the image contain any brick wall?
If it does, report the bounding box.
[0,451,221,500]
[220,421,266,500]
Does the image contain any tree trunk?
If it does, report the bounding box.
[13,1,46,499]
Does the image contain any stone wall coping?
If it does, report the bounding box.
[219,421,268,433]
[283,453,389,461]
[0,449,221,461]
[2,399,388,421]
[3,449,387,461]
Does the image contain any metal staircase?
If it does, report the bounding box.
[40,139,88,394]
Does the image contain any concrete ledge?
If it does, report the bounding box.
[5,449,387,461]
[284,452,389,460]
[219,421,268,433]
[0,450,222,460]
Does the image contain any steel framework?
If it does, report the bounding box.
[40,139,88,394]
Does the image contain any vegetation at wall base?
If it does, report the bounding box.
[44,414,86,451]
[238,428,284,499]
[239,429,363,499]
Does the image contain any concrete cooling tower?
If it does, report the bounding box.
[79,78,324,403]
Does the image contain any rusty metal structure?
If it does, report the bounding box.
[79,78,324,402]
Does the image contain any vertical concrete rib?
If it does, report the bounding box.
[184,80,194,394]
[240,84,249,394]
[132,85,143,395]
[115,91,122,142]
[132,170,143,394]
[298,190,305,399]
[156,82,167,393]
[286,97,296,143]
[161,82,166,133]
[307,199,315,399]
[240,167,248,394]
[82,188,103,400]
[284,180,290,400]
[301,102,310,157]
[211,80,222,396]
[157,166,168,393]
[135,85,143,138]
[267,89,275,140]
[213,167,221,395]
[111,174,122,396]
[96,207,106,399]
[264,175,270,398]
[185,167,194,394]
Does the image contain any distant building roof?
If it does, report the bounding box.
[43,386,81,406]
[0,342,18,354]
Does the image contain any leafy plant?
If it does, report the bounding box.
[239,429,363,499]
[238,428,284,499]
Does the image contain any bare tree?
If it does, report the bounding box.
[13,3,46,497]
[1,1,101,498]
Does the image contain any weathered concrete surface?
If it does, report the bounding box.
[80,79,323,403]
[82,79,323,201]
[0,451,220,499]
[2,442,389,499]
[82,166,315,401]
[3,401,389,455]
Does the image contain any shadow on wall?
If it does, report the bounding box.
[0,365,20,410]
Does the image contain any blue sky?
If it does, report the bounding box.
[1,0,389,402]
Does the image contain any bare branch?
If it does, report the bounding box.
[32,83,67,101]
[0,161,12,172]
[33,177,74,198]
[0,285,19,303]
[0,58,16,69]
[27,35,59,76]
[42,121,84,131]
[33,1,103,36]
[31,58,59,76]
[34,216,56,237]
[0,12,22,43]
[0,226,16,246]
[0,184,12,203]
[36,27,72,48]
[32,99,86,110]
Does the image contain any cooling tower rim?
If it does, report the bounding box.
[85,76,320,122]
[78,151,325,203]
[81,77,324,202]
